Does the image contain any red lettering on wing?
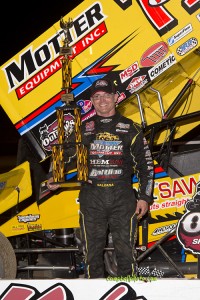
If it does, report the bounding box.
[137,0,178,35]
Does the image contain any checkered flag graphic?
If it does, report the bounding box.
[137,266,151,276]
[151,267,164,278]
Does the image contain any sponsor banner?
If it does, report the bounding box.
[0,279,200,299]
[136,170,200,244]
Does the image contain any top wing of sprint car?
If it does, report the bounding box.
[0,0,199,162]
[0,0,200,278]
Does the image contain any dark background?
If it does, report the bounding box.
[0,1,83,172]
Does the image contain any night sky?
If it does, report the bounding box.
[1,0,83,65]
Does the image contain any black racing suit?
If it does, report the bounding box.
[76,111,154,278]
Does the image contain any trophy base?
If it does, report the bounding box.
[50,181,81,188]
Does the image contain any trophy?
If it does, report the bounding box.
[51,17,88,186]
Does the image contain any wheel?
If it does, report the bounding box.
[0,232,17,279]
[104,250,117,277]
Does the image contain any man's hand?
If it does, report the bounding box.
[135,199,149,220]
[47,177,61,191]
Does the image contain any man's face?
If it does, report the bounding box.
[91,91,118,117]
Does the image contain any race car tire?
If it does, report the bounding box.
[0,232,17,279]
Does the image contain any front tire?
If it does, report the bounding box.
[0,232,17,279]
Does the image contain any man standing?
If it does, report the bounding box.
[48,78,154,278]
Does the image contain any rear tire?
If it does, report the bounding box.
[0,232,17,279]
